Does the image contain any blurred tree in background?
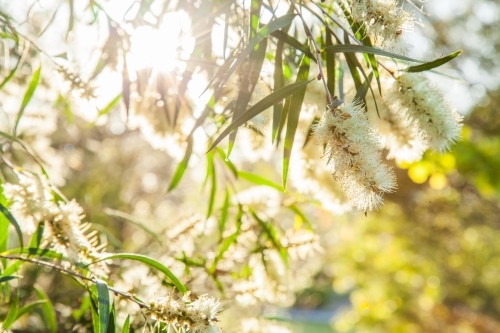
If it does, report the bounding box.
[0,0,498,332]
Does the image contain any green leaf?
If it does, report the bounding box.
[168,136,193,191]
[287,204,313,229]
[0,275,20,283]
[96,279,110,333]
[238,171,283,192]
[302,116,320,148]
[270,30,316,62]
[168,104,211,191]
[90,289,100,333]
[107,304,117,333]
[0,180,9,258]
[404,50,463,73]
[96,253,187,294]
[29,222,45,249]
[207,80,312,153]
[325,30,336,97]
[250,210,288,265]
[216,148,238,176]
[96,93,122,118]
[276,96,291,145]
[121,315,130,333]
[228,36,268,156]
[210,230,239,273]
[272,37,285,143]
[3,289,19,329]
[0,203,23,250]
[0,56,21,90]
[354,72,373,102]
[15,299,48,320]
[206,151,217,218]
[217,14,297,88]
[14,65,41,136]
[1,261,23,277]
[283,51,310,189]
[322,44,426,63]
[219,189,230,237]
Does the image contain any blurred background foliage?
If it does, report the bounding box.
[1,0,500,332]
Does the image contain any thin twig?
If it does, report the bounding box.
[288,0,334,106]
[0,254,150,309]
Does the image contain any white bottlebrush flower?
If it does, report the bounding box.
[147,293,222,333]
[312,102,396,211]
[2,172,107,276]
[349,0,414,51]
[281,229,323,260]
[2,172,57,234]
[376,103,428,163]
[385,73,463,153]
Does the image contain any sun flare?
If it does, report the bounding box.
[128,11,194,73]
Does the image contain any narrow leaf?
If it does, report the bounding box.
[3,289,19,328]
[272,37,285,143]
[14,65,41,136]
[325,30,336,97]
[0,275,20,283]
[404,50,463,72]
[121,315,130,333]
[238,171,283,192]
[15,300,48,320]
[302,116,320,148]
[96,253,187,294]
[0,56,21,90]
[270,30,316,62]
[323,44,426,63]
[216,147,238,176]
[206,151,217,218]
[228,37,268,156]
[207,80,312,152]
[283,52,310,189]
[95,279,110,333]
[0,203,23,250]
[167,137,193,191]
[34,285,57,333]
[96,93,122,118]
[217,14,296,88]
[219,189,230,237]
[354,72,373,102]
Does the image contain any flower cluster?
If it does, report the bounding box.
[383,73,463,154]
[348,0,414,50]
[147,293,222,333]
[312,102,396,211]
[2,172,107,276]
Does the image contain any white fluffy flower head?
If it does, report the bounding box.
[312,102,396,211]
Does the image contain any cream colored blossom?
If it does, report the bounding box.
[385,73,463,153]
[147,293,222,333]
[2,172,107,276]
[348,0,414,51]
[281,229,323,260]
[376,103,428,163]
[312,102,396,211]
[2,173,57,234]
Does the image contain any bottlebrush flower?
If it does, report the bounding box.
[312,101,396,211]
[384,73,463,153]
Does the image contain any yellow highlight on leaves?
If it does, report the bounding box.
[429,173,447,190]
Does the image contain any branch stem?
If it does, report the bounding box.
[0,254,150,309]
